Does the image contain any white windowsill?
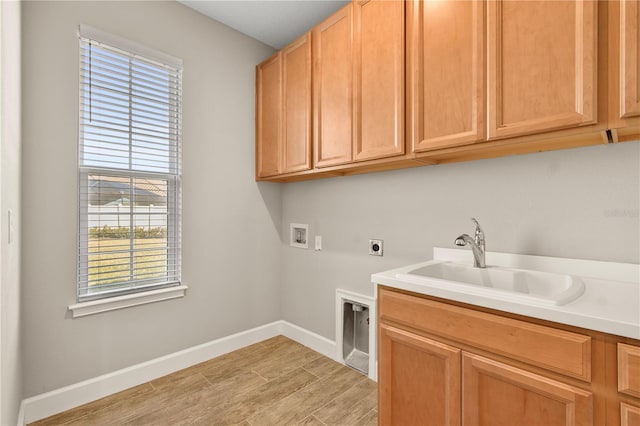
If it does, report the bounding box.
[68,285,188,318]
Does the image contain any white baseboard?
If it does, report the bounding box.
[20,320,340,425]
[16,401,25,426]
[279,320,336,360]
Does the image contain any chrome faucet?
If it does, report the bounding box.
[454,218,486,268]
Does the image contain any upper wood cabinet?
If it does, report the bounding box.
[256,53,282,178]
[256,34,312,178]
[314,0,405,168]
[408,0,485,152]
[353,0,405,161]
[487,0,597,140]
[256,0,639,182]
[619,0,640,119]
[408,0,599,153]
[282,34,312,174]
[609,0,640,131]
[313,5,354,168]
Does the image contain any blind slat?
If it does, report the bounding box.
[82,118,179,139]
[79,71,181,105]
[80,101,181,129]
[81,129,183,149]
[80,93,182,118]
[79,57,182,90]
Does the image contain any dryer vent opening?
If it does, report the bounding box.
[342,301,369,374]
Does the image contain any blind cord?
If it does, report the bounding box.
[89,41,92,123]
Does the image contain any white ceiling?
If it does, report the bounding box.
[178,0,349,50]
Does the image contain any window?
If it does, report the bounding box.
[77,26,182,303]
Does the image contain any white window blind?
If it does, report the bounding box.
[78,26,183,302]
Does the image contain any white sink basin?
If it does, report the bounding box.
[396,262,585,306]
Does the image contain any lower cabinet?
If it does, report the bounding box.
[379,323,461,426]
[462,353,593,426]
[621,403,640,426]
[379,320,592,426]
[378,287,599,426]
[618,343,640,426]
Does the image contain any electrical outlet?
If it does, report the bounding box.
[369,239,383,256]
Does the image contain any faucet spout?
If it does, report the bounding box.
[454,218,486,268]
[454,234,474,247]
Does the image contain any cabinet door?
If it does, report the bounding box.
[379,323,461,426]
[408,0,485,152]
[313,4,353,168]
[282,33,312,174]
[256,53,282,178]
[462,353,593,426]
[488,0,597,139]
[620,0,640,120]
[353,0,404,161]
[618,343,640,398]
[621,402,640,426]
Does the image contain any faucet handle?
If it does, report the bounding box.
[470,218,484,243]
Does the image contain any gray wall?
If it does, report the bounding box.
[281,142,640,339]
[18,0,640,406]
[21,1,280,397]
[1,1,23,423]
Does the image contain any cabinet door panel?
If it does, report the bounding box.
[313,5,353,168]
[282,34,312,174]
[618,343,640,398]
[621,402,640,426]
[488,0,597,139]
[463,353,593,426]
[379,323,460,426]
[409,0,485,151]
[256,54,281,177]
[620,0,640,118]
[353,0,404,161]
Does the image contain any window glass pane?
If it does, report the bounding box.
[82,174,174,294]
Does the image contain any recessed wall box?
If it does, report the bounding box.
[290,223,309,249]
[369,239,383,256]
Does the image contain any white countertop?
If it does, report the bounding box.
[371,248,640,340]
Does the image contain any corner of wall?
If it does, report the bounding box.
[1,0,23,424]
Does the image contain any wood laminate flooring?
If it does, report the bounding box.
[30,336,378,426]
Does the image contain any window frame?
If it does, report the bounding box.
[75,25,184,308]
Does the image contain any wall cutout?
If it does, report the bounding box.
[335,289,377,381]
[290,223,309,249]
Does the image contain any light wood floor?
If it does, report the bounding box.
[30,336,378,425]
